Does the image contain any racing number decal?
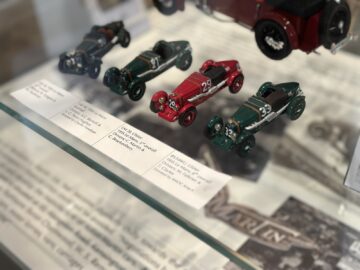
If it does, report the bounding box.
[201,80,212,93]
[259,104,272,117]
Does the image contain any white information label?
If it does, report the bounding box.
[11,80,232,209]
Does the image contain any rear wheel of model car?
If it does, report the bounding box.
[119,30,131,48]
[153,0,178,15]
[255,20,292,60]
[176,53,192,71]
[229,74,244,94]
[179,107,197,127]
[88,64,101,79]
[286,96,306,121]
[236,135,256,157]
[319,0,351,49]
[128,82,146,101]
[204,116,224,139]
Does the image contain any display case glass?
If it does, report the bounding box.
[1,1,360,269]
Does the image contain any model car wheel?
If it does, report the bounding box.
[176,53,193,71]
[103,67,121,87]
[229,74,244,94]
[58,58,66,72]
[119,29,131,48]
[88,63,101,79]
[236,135,256,157]
[153,0,178,15]
[128,82,146,101]
[255,20,292,60]
[179,107,197,127]
[320,0,351,49]
[286,96,306,121]
[204,116,224,139]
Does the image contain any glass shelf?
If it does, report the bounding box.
[1,2,360,270]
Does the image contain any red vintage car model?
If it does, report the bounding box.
[150,60,244,127]
[153,0,352,60]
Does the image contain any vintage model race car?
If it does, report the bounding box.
[103,40,192,101]
[58,21,131,78]
[150,60,244,127]
[153,0,352,60]
[205,82,306,156]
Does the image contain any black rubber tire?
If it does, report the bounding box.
[179,107,197,127]
[58,58,66,72]
[255,20,292,60]
[286,96,306,121]
[103,67,121,87]
[128,82,146,101]
[88,63,101,79]
[236,135,256,157]
[319,0,351,49]
[176,53,192,71]
[229,74,244,94]
[153,0,179,15]
[119,30,131,48]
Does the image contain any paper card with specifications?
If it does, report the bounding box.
[11,80,232,209]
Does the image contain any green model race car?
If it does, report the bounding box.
[103,40,192,101]
[205,82,306,157]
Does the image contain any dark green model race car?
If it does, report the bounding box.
[205,82,306,156]
[103,40,192,101]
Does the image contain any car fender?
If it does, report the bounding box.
[151,90,168,107]
[227,71,243,87]
[257,12,299,49]
[236,131,253,145]
[179,103,195,115]
[199,59,215,73]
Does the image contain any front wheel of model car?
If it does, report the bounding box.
[103,67,121,88]
[119,29,131,48]
[229,74,244,94]
[286,96,306,121]
[179,107,197,127]
[204,116,224,139]
[88,63,101,79]
[58,58,66,72]
[255,20,292,60]
[176,53,192,71]
[128,82,146,101]
[153,0,179,15]
[319,0,351,49]
[236,135,256,157]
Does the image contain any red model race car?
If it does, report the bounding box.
[150,60,244,127]
[153,0,352,60]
